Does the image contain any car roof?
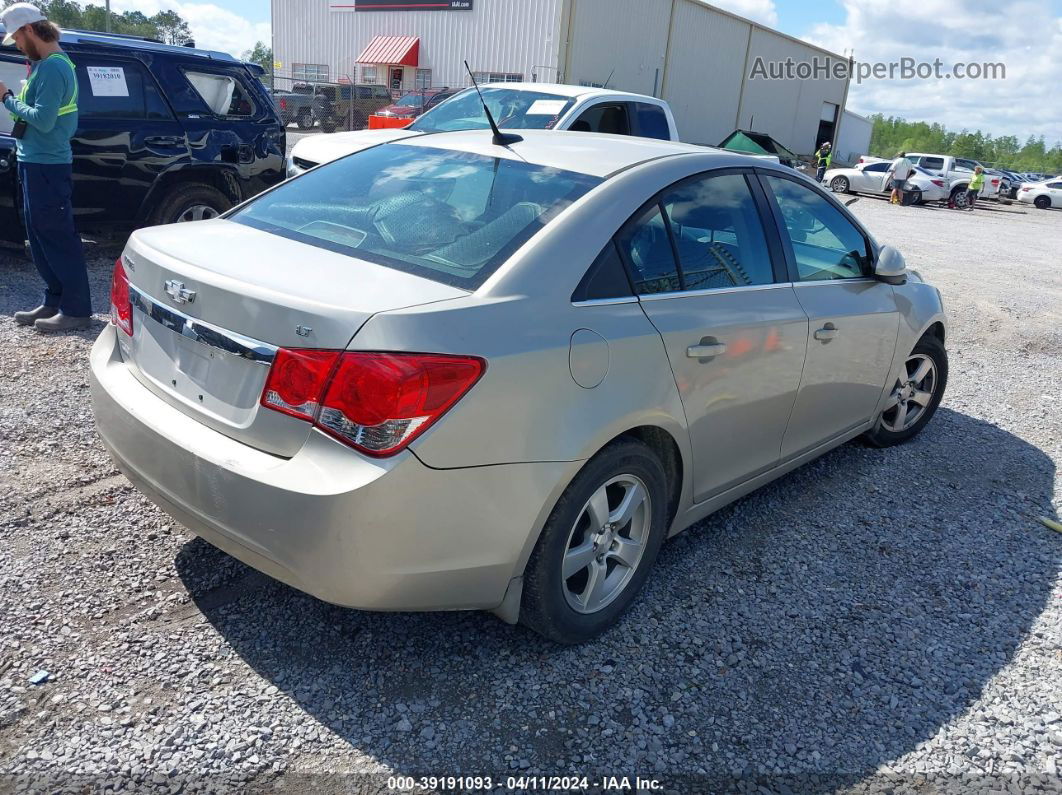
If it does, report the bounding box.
[479,82,665,104]
[0,24,240,63]
[398,129,758,179]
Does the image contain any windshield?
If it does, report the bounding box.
[231,144,601,289]
[396,93,428,107]
[409,87,577,133]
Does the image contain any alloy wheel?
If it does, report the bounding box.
[881,353,938,432]
[176,204,220,223]
[561,475,651,614]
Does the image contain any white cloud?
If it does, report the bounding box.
[805,0,1062,143]
[111,0,270,57]
[709,0,779,28]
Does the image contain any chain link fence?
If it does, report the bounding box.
[268,73,472,134]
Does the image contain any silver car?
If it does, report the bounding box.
[90,131,948,644]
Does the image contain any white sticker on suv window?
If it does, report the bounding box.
[526,99,567,115]
[87,66,129,97]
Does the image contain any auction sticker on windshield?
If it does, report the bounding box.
[526,99,568,116]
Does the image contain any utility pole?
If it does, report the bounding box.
[105,0,111,32]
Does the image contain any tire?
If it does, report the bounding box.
[1034,195,1051,210]
[520,439,669,644]
[830,176,850,193]
[295,109,314,130]
[950,188,969,209]
[863,334,948,448]
[150,183,232,226]
[908,189,923,205]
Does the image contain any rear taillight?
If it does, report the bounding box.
[110,258,133,336]
[991,179,999,185]
[931,179,945,187]
[279,98,287,110]
[260,350,485,457]
[261,349,341,421]
[1022,186,1032,192]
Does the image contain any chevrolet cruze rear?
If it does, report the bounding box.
[91,131,948,643]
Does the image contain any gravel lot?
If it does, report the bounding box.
[0,194,1059,793]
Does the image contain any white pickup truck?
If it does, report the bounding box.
[905,153,1002,207]
[288,83,681,177]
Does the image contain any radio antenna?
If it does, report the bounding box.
[464,60,522,147]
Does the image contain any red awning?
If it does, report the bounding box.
[356,36,420,67]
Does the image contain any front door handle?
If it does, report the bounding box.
[687,342,727,359]
[814,323,839,342]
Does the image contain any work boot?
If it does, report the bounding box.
[34,313,91,332]
[14,305,58,326]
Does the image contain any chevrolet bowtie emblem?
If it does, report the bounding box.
[164,280,196,305]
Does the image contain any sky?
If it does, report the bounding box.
[115,0,1062,143]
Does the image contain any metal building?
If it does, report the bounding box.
[271,0,852,155]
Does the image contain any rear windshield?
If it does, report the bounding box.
[409,87,577,132]
[231,144,601,289]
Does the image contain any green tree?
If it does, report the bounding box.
[242,41,272,85]
[151,9,191,46]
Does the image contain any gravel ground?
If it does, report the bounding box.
[0,195,1059,794]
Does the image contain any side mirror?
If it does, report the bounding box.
[874,245,907,285]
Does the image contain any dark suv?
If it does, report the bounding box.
[0,28,285,244]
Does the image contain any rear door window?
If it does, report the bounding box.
[71,56,147,119]
[919,156,945,171]
[231,143,601,289]
[634,102,671,140]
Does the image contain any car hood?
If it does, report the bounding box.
[290,128,422,167]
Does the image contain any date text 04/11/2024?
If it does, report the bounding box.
[386,775,664,791]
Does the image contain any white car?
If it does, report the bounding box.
[287,83,679,177]
[824,162,949,204]
[1017,179,1062,209]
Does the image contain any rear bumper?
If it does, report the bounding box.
[89,324,566,611]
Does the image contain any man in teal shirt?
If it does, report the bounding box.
[1,3,91,331]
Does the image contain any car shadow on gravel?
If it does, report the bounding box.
[175,407,1059,787]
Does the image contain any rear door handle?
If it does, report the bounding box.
[145,135,184,147]
[687,342,727,359]
[814,323,839,342]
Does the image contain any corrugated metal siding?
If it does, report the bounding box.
[562,0,672,95]
[272,0,564,87]
[738,28,848,154]
[835,110,872,165]
[660,0,751,146]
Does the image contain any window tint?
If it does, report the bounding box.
[572,103,630,135]
[955,158,979,171]
[616,204,680,294]
[232,144,601,290]
[863,162,888,172]
[184,71,255,117]
[661,173,774,289]
[920,156,945,170]
[763,175,871,282]
[635,103,670,140]
[1048,182,1062,189]
[74,58,146,119]
[573,242,633,301]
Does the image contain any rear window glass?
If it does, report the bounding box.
[231,144,601,289]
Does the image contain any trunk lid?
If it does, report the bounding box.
[120,219,466,457]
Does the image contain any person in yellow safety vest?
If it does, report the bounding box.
[815,141,832,183]
[1,3,91,332]
[965,166,986,212]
